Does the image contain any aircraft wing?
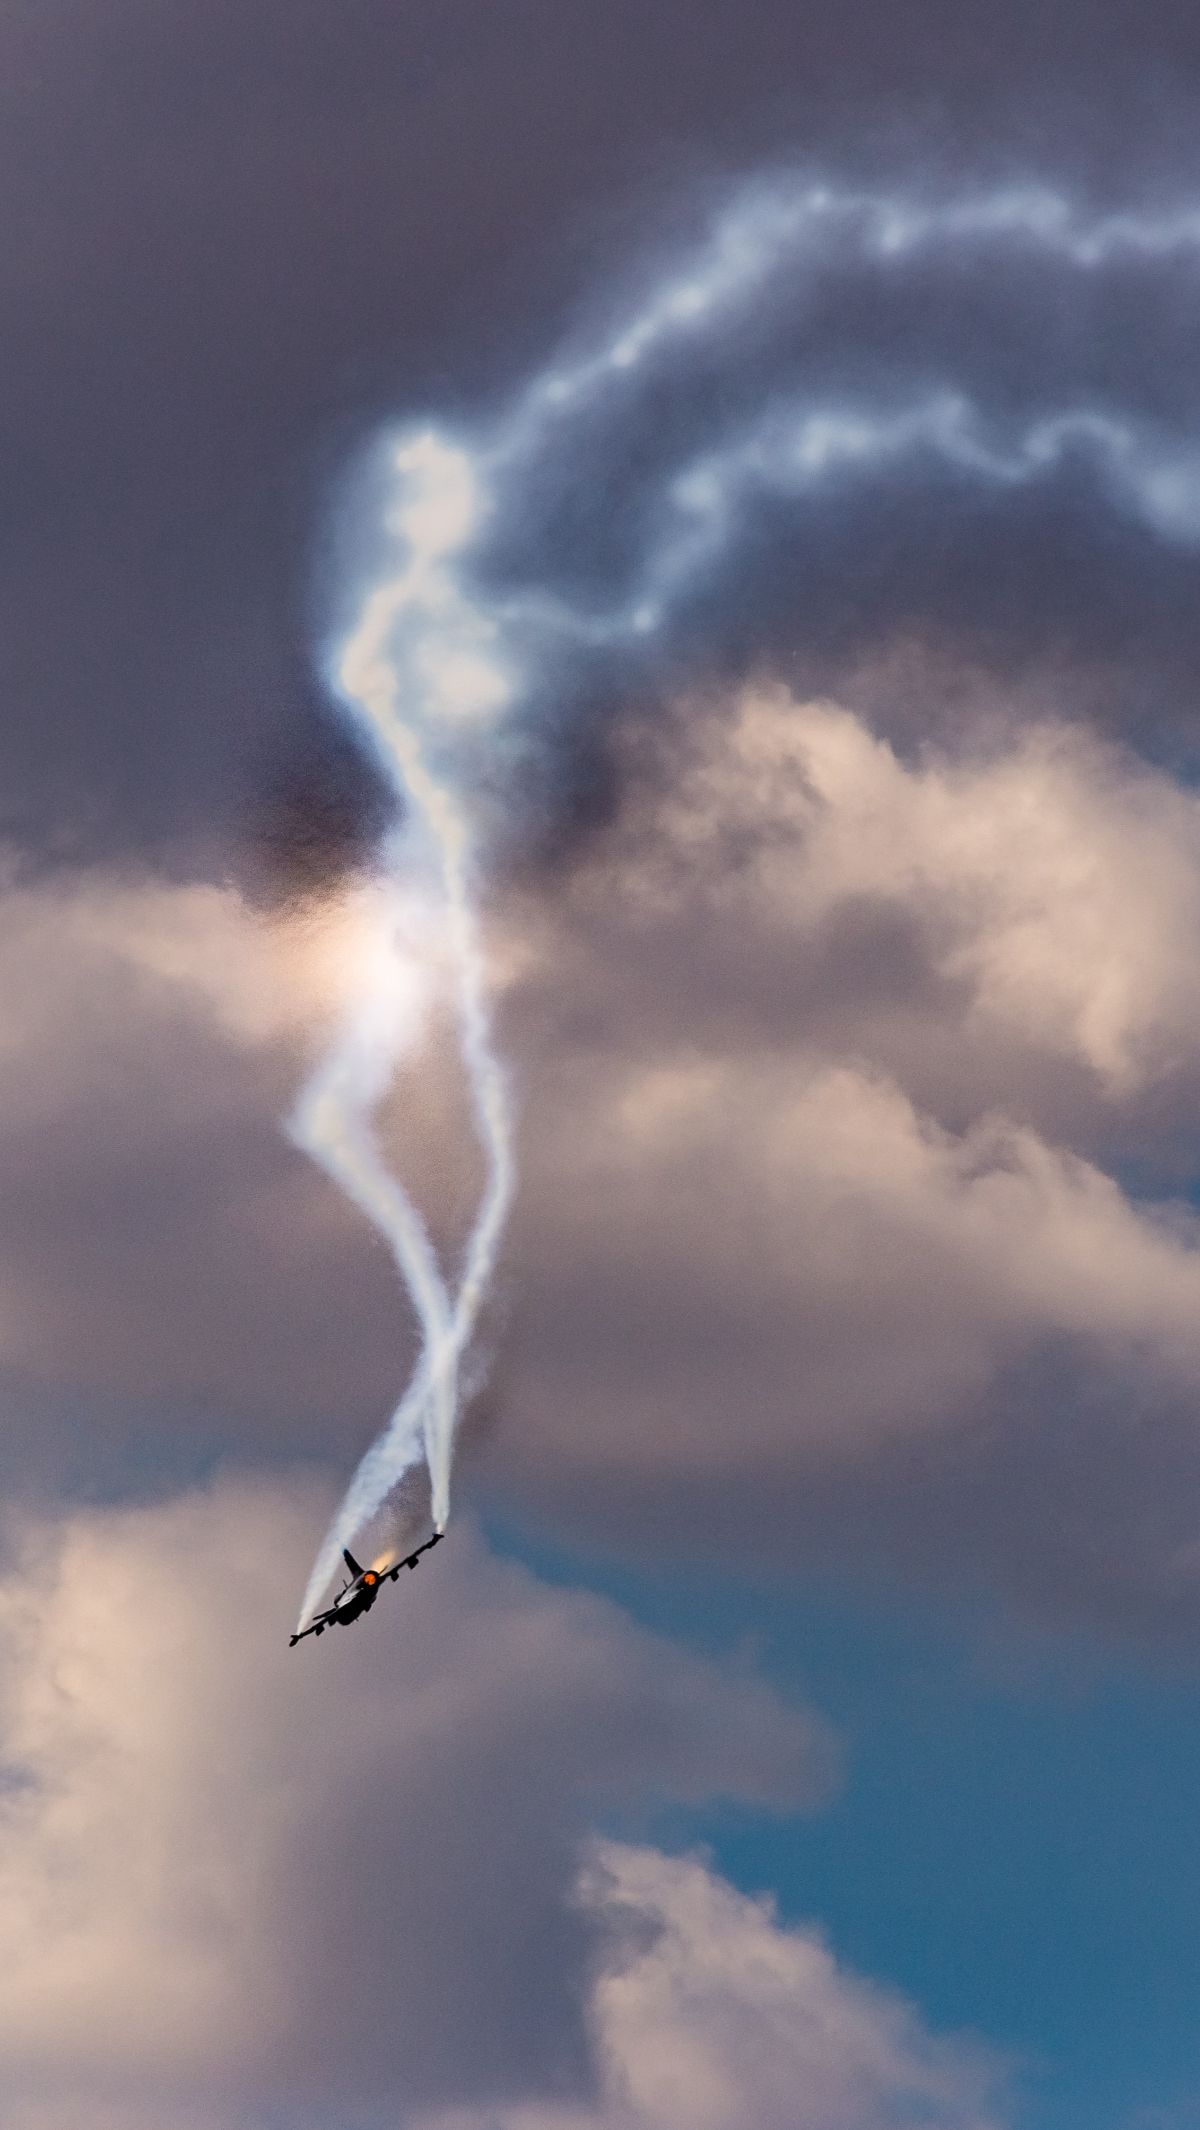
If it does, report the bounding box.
[289,1605,337,1647]
[383,1532,443,1580]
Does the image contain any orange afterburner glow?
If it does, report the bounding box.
[363,1572,378,1587]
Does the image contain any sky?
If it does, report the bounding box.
[4,5,1200,2127]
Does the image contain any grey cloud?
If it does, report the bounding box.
[0,873,401,1481]
[10,695,1200,1642]
[2,2,1200,871]
[507,690,1200,1170]
[2,1839,1012,2130]
[418,1843,1011,2130]
[0,863,521,1509]
[475,691,1200,1635]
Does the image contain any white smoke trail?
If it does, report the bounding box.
[295,174,1200,1626]
[295,433,517,1629]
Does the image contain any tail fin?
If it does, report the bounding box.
[342,1547,364,1578]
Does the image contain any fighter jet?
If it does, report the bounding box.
[289,1531,443,1646]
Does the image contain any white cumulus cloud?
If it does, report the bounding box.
[420,1844,1008,2130]
[0,1480,833,2127]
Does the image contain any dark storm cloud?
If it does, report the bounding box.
[4,0,1200,872]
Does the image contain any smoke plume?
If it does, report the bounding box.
[294,172,1200,1626]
